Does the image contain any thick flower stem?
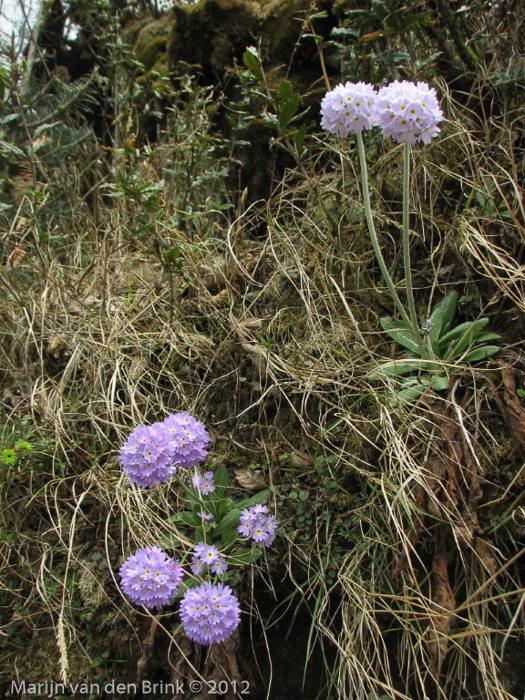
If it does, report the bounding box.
[356,132,412,328]
[402,143,425,354]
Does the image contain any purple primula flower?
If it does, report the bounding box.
[321,81,377,137]
[179,583,240,645]
[192,470,215,495]
[162,413,210,469]
[210,557,228,576]
[372,80,443,145]
[191,542,227,577]
[238,505,277,548]
[197,510,215,522]
[119,546,184,610]
[119,422,177,487]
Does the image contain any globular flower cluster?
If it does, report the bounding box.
[321,79,443,145]
[238,505,276,547]
[119,547,184,610]
[180,583,241,645]
[191,470,215,495]
[372,80,443,145]
[118,413,278,646]
[119,412,210,487]
[162,413,210,469]
[119,423,176,487]
[191,542,227,576]
[320,81,377,136]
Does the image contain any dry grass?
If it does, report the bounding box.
[1,26,524,700]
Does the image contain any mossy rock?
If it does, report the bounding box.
[121,15,151,46]
[135,18,171,72]
[167,0,260,76]
[259,0,310,64]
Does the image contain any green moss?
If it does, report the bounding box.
[0,449,17,467]
[137,36,167,71]
[167,0,260,74]
[260,0,310,63]
[121,16,151,46]
[135,18,171,72]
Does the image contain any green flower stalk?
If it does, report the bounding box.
[355,131,424,353]
[402,141,421,344]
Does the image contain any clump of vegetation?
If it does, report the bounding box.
[0,0,523,698]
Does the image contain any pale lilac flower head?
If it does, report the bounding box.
[119,546,184,609]
[119,422,177,487]
[192,470,215,495]
[197,510,215,525]
[321,81,377,136]
[372,80,443,145]
[180,582,240,645]
[191,542,227,576]
[238,505,277,548]
[162,413,210,469]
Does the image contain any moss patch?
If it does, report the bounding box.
[167,0,260,75]
[135,17,171,72]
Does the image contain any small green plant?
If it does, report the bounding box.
[0,439,34,468]
[240,46,314,162]
[165,462,272,564]
[118,413,278,645]
[375,290,501,400]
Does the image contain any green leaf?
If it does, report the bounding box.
[474,332,501,343]
[372,359,433,378]
[213,463,228,498]
[261,112,279,129]
[214,508,241,538]
[172,511,200,527]
[278,80,293,104]
[242,47,263,81]
[0,141,25,157]
[230,548,263,565]
[396,375,432,401]
[397,383,427,402]
[460,345,501,363]
[428,291,459,353]
[439,318,489,348]
[429,375,450,391]
[444,320,492,358]
[185,489,200,508]
[213,489,270,539]
[236,489,270,510]
[279,96,300,129]
[380,317,421,355]
[220,524,240,548]
[293,123,310,156]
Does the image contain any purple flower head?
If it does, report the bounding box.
[191,542,227,576]
[197,511,215,527]
[210,557,228,576]
[321,82,377,137]
[372,80,443,145]
[119,546,184,610]
[119,422,177,487]
[192,470,215,495]
[162,413,210,469]
[179,583,240,645]
[238,505,277,548]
